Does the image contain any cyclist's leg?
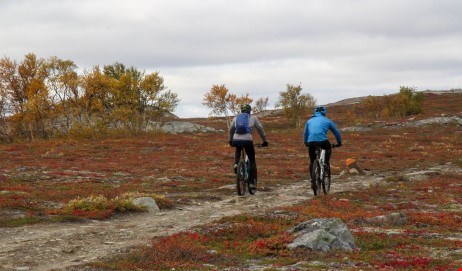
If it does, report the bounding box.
[234,146,241,164]
[308,142,318,188]
[321,140,332,173]
[243,141,256,185]
[233,141,244,174]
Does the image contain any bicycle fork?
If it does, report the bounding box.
[244,155,249,180]
[240,150,249,180]
[319,149,326,179]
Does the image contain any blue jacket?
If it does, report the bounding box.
[303,112,342,144]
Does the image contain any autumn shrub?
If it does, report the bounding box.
[67,122,97,140]
[209,216,287,242]
[408,211,462,229]
[66,195,110,211]
[151,194,174,209]
[248,232,294,256]
[0,192,32,209]
[112,192,173,211]
[62,195,112,219]
[63,193,147,219]
[359,86,425,121]
[135,232,218,270]
[112,194,143,213]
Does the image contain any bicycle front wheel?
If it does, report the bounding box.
[311,161,322,196]
[236,160,246,196]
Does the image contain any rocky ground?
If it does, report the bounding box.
[0,163,461,271]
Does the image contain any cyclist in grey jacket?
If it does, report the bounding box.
[229,104,268,189]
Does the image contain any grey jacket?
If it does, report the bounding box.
[229,114,267,142]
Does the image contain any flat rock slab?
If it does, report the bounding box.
[288,218,356,252]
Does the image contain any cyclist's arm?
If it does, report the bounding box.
[253,116,267,142]
[229,118,236,141]
[329,121,342,145]
[303,121,309,143]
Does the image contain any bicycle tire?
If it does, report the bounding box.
[248,178,257,195]
[236,160,246,196]
[311,160,322,196]
[322,173,331,194]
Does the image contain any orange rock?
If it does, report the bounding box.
[345,158,356,167]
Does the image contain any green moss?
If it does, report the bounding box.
[0,216,42,227]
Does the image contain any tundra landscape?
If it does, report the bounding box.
[2,1,462,270]
[0,90,461,271]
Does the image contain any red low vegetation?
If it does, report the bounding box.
[0,91,461,269]
[92,173,461,270]
[1,93,461,223]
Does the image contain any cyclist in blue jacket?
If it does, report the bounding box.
[303,105,342,189]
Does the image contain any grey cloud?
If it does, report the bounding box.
[1,0,461,117]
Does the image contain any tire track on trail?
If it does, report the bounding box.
[1,163,458,271]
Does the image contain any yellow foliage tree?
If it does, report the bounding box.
[45,56,80,133]
[253,97,269,114]
[0,53,50,140]
[228,93,253,116]
[362,86,424,120]
[1,55,180,140]
[276,83,316,128]
[203,85,255,129]
[203,84,233,128]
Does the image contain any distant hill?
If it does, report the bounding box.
[328,89,462,107]
[188,89,462,131]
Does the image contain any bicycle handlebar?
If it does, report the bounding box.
[255,143,268,148]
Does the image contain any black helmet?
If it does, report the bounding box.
[314,105,327,116]
[241,104,251,113]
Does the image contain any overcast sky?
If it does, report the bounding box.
[1,0,461,117]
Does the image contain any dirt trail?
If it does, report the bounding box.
[0,164,458,271]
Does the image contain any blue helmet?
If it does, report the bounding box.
[314,105,327,116]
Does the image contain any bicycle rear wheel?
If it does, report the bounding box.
[236,160,246,196]
[322,172,331,194]
[248,178,257,195]
[311,160,322,196]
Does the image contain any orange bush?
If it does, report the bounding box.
[136,232,217,270]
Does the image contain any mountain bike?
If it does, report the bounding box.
[311,144,339,196]
[236,144,264,196]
